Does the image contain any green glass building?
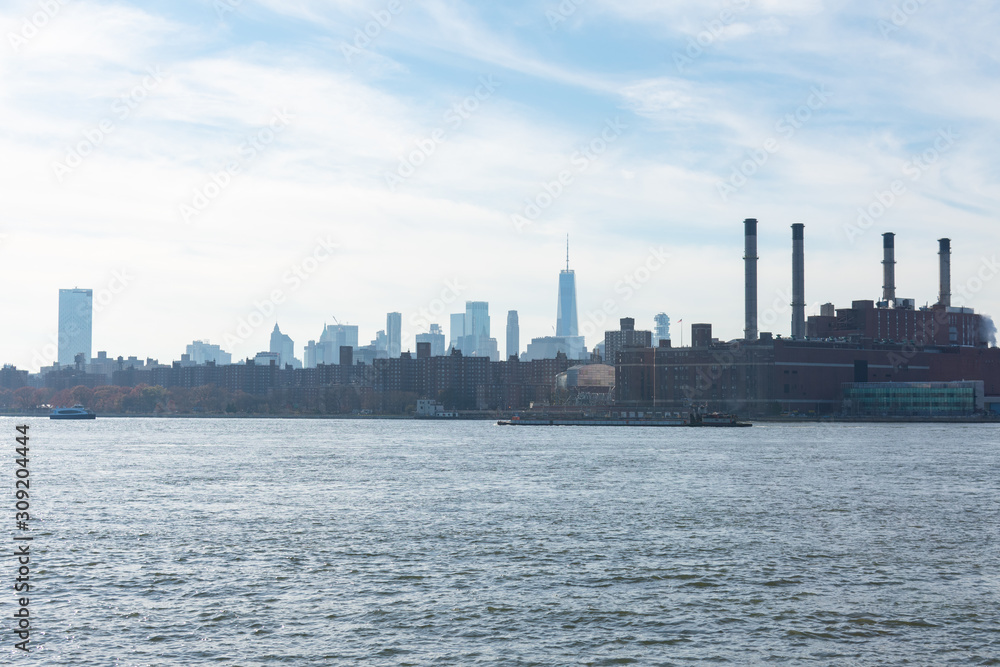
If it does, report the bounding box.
[843,381,985,417]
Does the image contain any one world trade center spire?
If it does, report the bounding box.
[556,235,578,337]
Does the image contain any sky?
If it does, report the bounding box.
[1,0,999,370]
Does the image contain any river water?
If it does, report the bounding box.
[2,418,998,665]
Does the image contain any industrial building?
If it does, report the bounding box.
[614,222,1000,417]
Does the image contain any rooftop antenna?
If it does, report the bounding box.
[566,234,570,271]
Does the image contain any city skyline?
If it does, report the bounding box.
[10,223,998,372]
[2,1,998,370]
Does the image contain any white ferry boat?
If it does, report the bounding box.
[50,404,97,420]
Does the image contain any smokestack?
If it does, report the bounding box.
[882,232,896,304]
[744,218,758,341]
[938,238,951,307]
[791,223,805,339]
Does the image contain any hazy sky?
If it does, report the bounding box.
[2,0,999,370]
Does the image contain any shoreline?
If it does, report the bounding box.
[3,412,999,424]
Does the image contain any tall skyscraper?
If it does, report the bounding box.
[465,301,489,341]
[506,310,519,360]
[461,301,499,361]
[58,288,93,367]
[270,323,299,368]
[387,312,402,358]
[449,313,465,352]
[654,313,671,344]
[556,236,578,337]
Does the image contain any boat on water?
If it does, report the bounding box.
[691,412,752,427]
[50,404,97,420]
[497,411,751,428]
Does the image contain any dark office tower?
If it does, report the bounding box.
[938,238,952,307]
[506,310,519,360]
[416,342,431,359]
[882,233,896,304]
[556,235,579,337]
[744,219,758,341]
[339,345,353,367]
[791,224,806,340]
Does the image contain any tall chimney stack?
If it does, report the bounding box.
[938,238,951,307]
[791,223,805,339]
[744,218,758,341]
[882,232,896,304]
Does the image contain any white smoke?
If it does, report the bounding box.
[979,316,998,347]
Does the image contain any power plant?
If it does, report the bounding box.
[615,220,1000,417]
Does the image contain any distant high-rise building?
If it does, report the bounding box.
[387,312,402,358]
[186,340,232,365]
[254,351,281,366]
[304,324,359,368]
[556,236,578,337]
[604,317,652,365]
[58,288,93,367]
[522,335,586,362]
[449,313,465,352]
[461,301,499,361]
[416,323,445,357]
[270,323,300,368]
[506,310,520,360]
[654,313,671,344]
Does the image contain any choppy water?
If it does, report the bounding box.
[2,418,999,665]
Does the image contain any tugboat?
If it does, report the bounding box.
[50,404,97,420]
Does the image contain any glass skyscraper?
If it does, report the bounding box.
[387,312,402,358]
[556,238,578,337]
[506,310,519,360]
[58,288,93,366]
[449,313,465,352]
[461,301,499,361]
